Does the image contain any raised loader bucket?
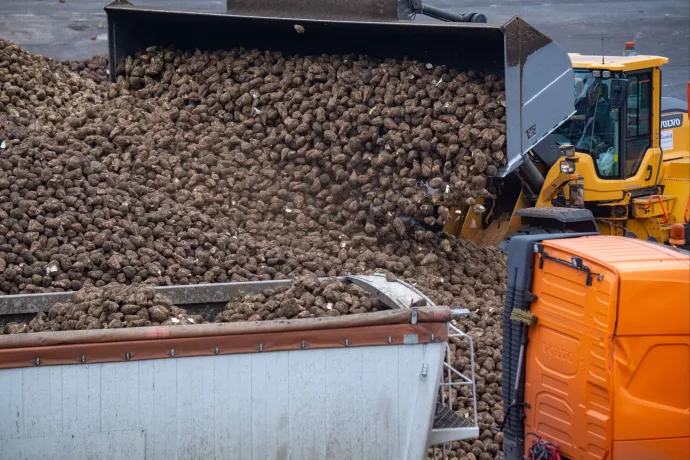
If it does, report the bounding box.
[105,1,574,176]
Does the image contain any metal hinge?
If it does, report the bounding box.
[420,363,428,380]
[536,244,604,286]
[449,308,471,317]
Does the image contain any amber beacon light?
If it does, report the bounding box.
[669,223,686,246]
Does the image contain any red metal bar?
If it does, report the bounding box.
[640,195,669,224]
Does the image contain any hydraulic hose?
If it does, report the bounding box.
[419,4,487,23]
[404,0,487,23]
[519,159,546,195]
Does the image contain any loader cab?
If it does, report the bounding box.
[539,54,670,205]
[552,55,668,184]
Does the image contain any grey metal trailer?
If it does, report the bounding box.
[0,275,478,460]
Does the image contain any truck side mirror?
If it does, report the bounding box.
[610,78,628,108]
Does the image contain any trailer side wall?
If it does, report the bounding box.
[0,342,444,460]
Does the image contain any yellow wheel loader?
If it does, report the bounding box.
[450,44,690,249]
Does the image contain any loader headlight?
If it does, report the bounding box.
[568,177,585,208]
[558,143,576,159]
[560,160,576,174]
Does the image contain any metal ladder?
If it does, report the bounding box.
[430,319,480,457]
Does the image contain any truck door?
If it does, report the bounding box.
[624,71,654,181]
[523,240,619,459]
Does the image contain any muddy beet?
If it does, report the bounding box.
[0,284,201,333]
[215,276,381,322]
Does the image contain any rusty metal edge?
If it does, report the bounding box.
[0,306,451,350]
[0,321,447,370]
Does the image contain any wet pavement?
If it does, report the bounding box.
[0,0,688,99]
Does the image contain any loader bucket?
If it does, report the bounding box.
[105,1,574,176]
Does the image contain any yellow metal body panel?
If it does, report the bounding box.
[537,172,579,205]
[446,192,529,247]
[536,151,663,203]
[662,111,690,161]
[471,215,512,248]
[444,206,466,238]
[458,199,483,242]
[651,67,662,155]
[659,159,690,220]
[506,190,529,235]
[632,195,675,220]
[568,53,669,71]
[624,102,689,241]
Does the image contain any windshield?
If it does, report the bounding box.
[552,70,621,177]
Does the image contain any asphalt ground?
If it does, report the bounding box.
[0,0,688,100]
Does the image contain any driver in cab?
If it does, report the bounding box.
[581,83,618,176]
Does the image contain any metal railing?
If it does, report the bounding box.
[431,321,479,459]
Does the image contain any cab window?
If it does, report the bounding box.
[552,70,622,179]
[625,72,652,177]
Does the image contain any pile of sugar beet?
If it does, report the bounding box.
[3,277,380,333]
[0,39,507,459]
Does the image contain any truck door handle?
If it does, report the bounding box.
[645,165,653,181]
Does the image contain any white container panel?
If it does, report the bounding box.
[0,342,445,460]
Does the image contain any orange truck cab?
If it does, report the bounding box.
[502,233,690,460]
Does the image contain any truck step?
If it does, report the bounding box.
[433,403,474,429]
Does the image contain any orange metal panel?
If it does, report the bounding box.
[526,236,690,460]
[524,244,619,460]
[613,336,690,441]
[613,437,690,460]
[544,235,688,267]
[616,267,690,337]
[544,236,689,336]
